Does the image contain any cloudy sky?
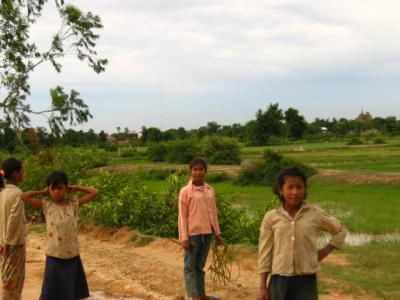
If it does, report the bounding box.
[26,0,400,133]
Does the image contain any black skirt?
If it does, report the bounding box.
[269,274,318,300]
[39,255,90,300]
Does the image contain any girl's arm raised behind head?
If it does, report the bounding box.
[69,186,99,206]
[20,189,47,208]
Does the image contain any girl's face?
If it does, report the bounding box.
[48,183,67,202]
[10,167,24,184]
[14,167,24,183]
[279,176,306,207]
[190,164,207,183]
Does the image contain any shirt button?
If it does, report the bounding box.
[292,236,295,241]
[291,221,294,225]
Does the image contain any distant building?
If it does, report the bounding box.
[106,135,115,142]
[321,126,328,133]
[356,110,373,121]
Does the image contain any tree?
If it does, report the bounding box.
[284,108,307,139]
[0,0,107,139]
[246,103,284,145]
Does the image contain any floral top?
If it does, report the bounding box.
[43,198,79,259]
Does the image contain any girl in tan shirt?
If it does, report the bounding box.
[21,170,98,300]
[0,158,25,300]
[257,166,347,300]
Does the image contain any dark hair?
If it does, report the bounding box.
[273,166,308,202]
[46,170,68,188]
[189,158,207,171]
[0,158,23,188]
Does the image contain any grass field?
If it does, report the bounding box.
[130,140,400,299]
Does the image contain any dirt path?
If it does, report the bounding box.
[0,225,376,300]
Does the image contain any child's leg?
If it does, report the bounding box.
[184,235,202,298]
[195,234,213,297]
[1,244,25,300]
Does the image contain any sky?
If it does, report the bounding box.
[23,0,400,133]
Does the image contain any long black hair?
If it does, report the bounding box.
[273,166,308,202]
[0,158,23,188]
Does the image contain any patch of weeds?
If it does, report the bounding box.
[29,224,45,234]
[128,233,154,247]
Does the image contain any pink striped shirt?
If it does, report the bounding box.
[178,180,221,241]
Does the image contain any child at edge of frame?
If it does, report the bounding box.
[257,166,347,300]
[178,158,223,300]
[20,170,99,300]
[0,158,26,300]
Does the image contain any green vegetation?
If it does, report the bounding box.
[235,150,316,186]
[1,140,399,298]
[320,242,400,300]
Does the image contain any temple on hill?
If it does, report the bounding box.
[356,109,373,121]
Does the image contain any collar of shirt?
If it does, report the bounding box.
[276,202,311,220]
[188,179,211,193]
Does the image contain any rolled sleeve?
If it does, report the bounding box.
[319,208,347,249]
[178,189,189,241]
[258,214,274,274]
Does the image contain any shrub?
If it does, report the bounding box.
[147,143,168,161]
[235,150,316,186]
[165,140,200,163]
[201,136,241,165]
[98,142,118,152]
[205,172,231,183]
[373,138,386,145]
[347,137,363,145]
[135,168,179,180]
[80,170,276,245]
[119,147,137,158]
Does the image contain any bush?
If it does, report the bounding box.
[373,138,386,144]
[201,136,241,165]
[235,150,316,186]
[80,170,187,237]
[80,170,276,245]
[21,147,109,191]
[165,140,201,163]
[205,172,231,183]
[98,142,118,152]
[147,143,168,161]
[347,137,364,145]
[119,147,137,158]
[135,168,179,180]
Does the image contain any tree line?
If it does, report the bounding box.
[1,103,400,153]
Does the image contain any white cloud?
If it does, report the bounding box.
[21,0,400,130]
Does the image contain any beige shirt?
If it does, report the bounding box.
[178,180,221,241]
[258,202,347,276]
[43,199,80,259]
[0,184,26,245]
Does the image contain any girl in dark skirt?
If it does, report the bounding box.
[257,167,347,300]
[21,171,99,300]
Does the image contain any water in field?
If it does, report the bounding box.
[318,232,400,247]
[90,291,142,300]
